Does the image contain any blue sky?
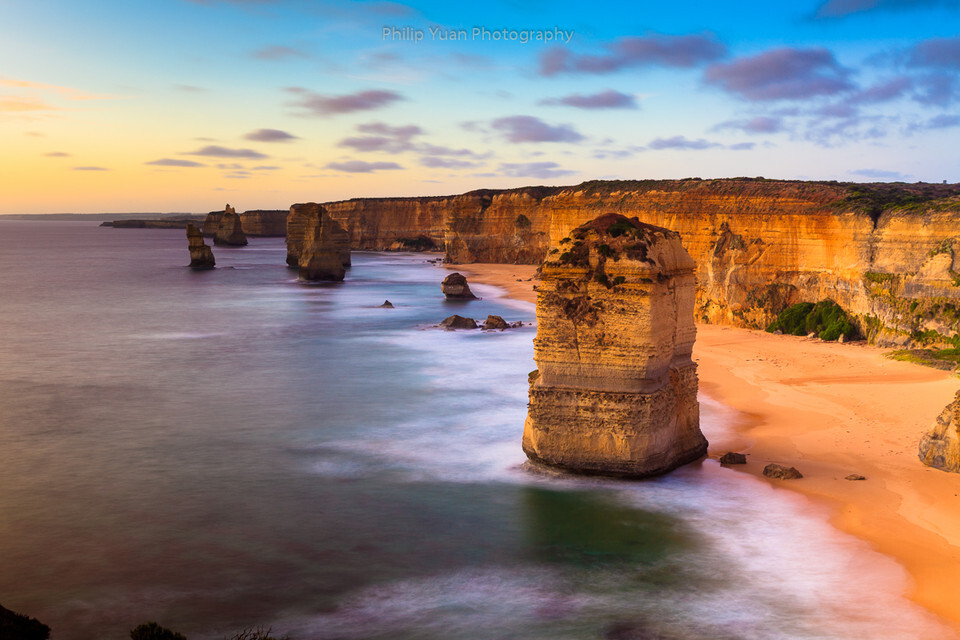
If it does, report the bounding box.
[1,0,959,212]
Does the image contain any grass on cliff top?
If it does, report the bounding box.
[766,300,858,341]
[886,348,960,371]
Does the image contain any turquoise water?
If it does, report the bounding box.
[0,221,952,639]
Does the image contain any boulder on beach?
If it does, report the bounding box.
[441,272,477,299]
[719,452,747,465]
[186,223,215,269]
[482,315,510,330]
[763,463,803,479]
[440,315,478,330]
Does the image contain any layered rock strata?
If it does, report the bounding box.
[522,213,708,477]
[186,224,215,269]
[441,272,477,299]
[287,203,351,269]
[295,203,348,281]
[213,205,248,246]
[919,390,960,473]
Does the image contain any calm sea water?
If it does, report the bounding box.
[0,221,952,640]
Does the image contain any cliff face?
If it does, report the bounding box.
[522,214,707,477]
[287,203,351,268]
[290,203,350,280]
[202,209,286,237]
[213,205,248,246]
[304,179,960,346]
[919,390,960,473]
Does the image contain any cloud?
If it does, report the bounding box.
[912,72,960,105]
[251,165,281,170]
[146,158,206,167]
[184,145,268,159]
[714,116,785,133]
[0,76,117,101]
[491,115,584,143]
[253,45,310,60]
[729,142,756,150]
[649,135,722,150]
[325,160,403,172]
[908,36,960,70]
[498,162,577,179]
[849,76,913,103]
[286,88,403,116]
[174,84,206,93]
[419,156,482,169]
[244,128,299,142]
[337,122,423,153]
[44,151,71,157]
[849,168,912,180]
[73,166,109,171]
[704,47,854,100]
[815,0,958,17]
[0,97,60,112]
[539,33,726,76]
[540,89,638,109]
[905,113,960,133]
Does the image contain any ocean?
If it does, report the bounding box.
[0,221,951,640]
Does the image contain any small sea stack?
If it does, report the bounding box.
[919,389,960,473]
[522,213,708,477]
[296,203,348,282]
[186,223,215,269]
[287,202,351,269]
[441,272,477,299]
[213,204,248,246]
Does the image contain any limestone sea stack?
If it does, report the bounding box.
[287,202,351,269]
[522,213,708,477]
[186,223,215,269]
[213,204,248,246]
[919,390,960,472]
[441,272,477,299]
[296,203,348,281]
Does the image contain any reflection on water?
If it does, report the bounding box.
[0,222,952,640]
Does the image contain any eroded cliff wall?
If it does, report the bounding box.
[296,179,960,346]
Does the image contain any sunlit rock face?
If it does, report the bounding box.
[186,223,215,269]
[522,213,708,477]
[213,205,248,246]
[292,203,349,282]
[920,390,960,473]
[287,202,351,270]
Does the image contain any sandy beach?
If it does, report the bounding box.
[451,262,960,634]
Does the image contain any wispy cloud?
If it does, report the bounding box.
[540,89,638,109]
[286,88,403,116]
[326,160,403,172]
[184,145,268,159]
[420,156,483,169]
[146,158,206,167]
[244,128,299,142]
[539,33,726,76]
[704,47,853,100]
[73,166,110,171]
[252,45,311,60]
[849,168,912,179]
[814,0,957,18]
[498,162,577,179]
[649,135,722,150]
[491,115,584,143]
[44,151,72,157]
[714,116,785,133]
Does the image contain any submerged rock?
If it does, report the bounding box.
[213,204,248,246]
[440,315,478,329]
[919,390,960,473]
[523,213,708,477]
[482,315,510,330]
[441,272,477,299]
[379,300,394,308]
[719,452,747,465]
[763,463,803,479]
[296,203,348,282]
[186,223,215,269]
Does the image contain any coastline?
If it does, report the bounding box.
[450,261,960,635]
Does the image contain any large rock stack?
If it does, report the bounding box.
[186,223,215,269]
[919,390,960,472]
[522,213,707,477]
[293,203,350,281]
[287,202,351,269]
[213,204,248,246]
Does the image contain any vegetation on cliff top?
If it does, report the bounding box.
[0,603,50,640]
[766,300,858,341]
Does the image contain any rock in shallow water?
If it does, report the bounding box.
[441,272,477,299]
[379,300,394,308]
[186,223,215,269]
[719,451,747,465]
[440,315,477,330]
[482,315,510,330]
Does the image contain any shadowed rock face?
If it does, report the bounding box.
[441,272,477,299]
[287,203,351,269]
[213,205,248,246]
[920,390,960,472]
[294,203,348,282]
[522,213,708,477]
[186,224,215,269]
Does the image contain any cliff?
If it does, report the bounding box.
[299,179,960,347]
[522,214,707,477]
[104,216,204,229]
[186,223,215,268]
[290,203,349,281]
[919,390,960,473]
[201,209,286,237]
[287,203,350,269]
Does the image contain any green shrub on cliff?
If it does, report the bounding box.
[767,300,857,341]
[130,622,187,640]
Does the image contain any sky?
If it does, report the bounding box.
[1,0,959,213]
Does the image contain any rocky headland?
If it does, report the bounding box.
[186,223,215,269]
[522,213,708,477]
